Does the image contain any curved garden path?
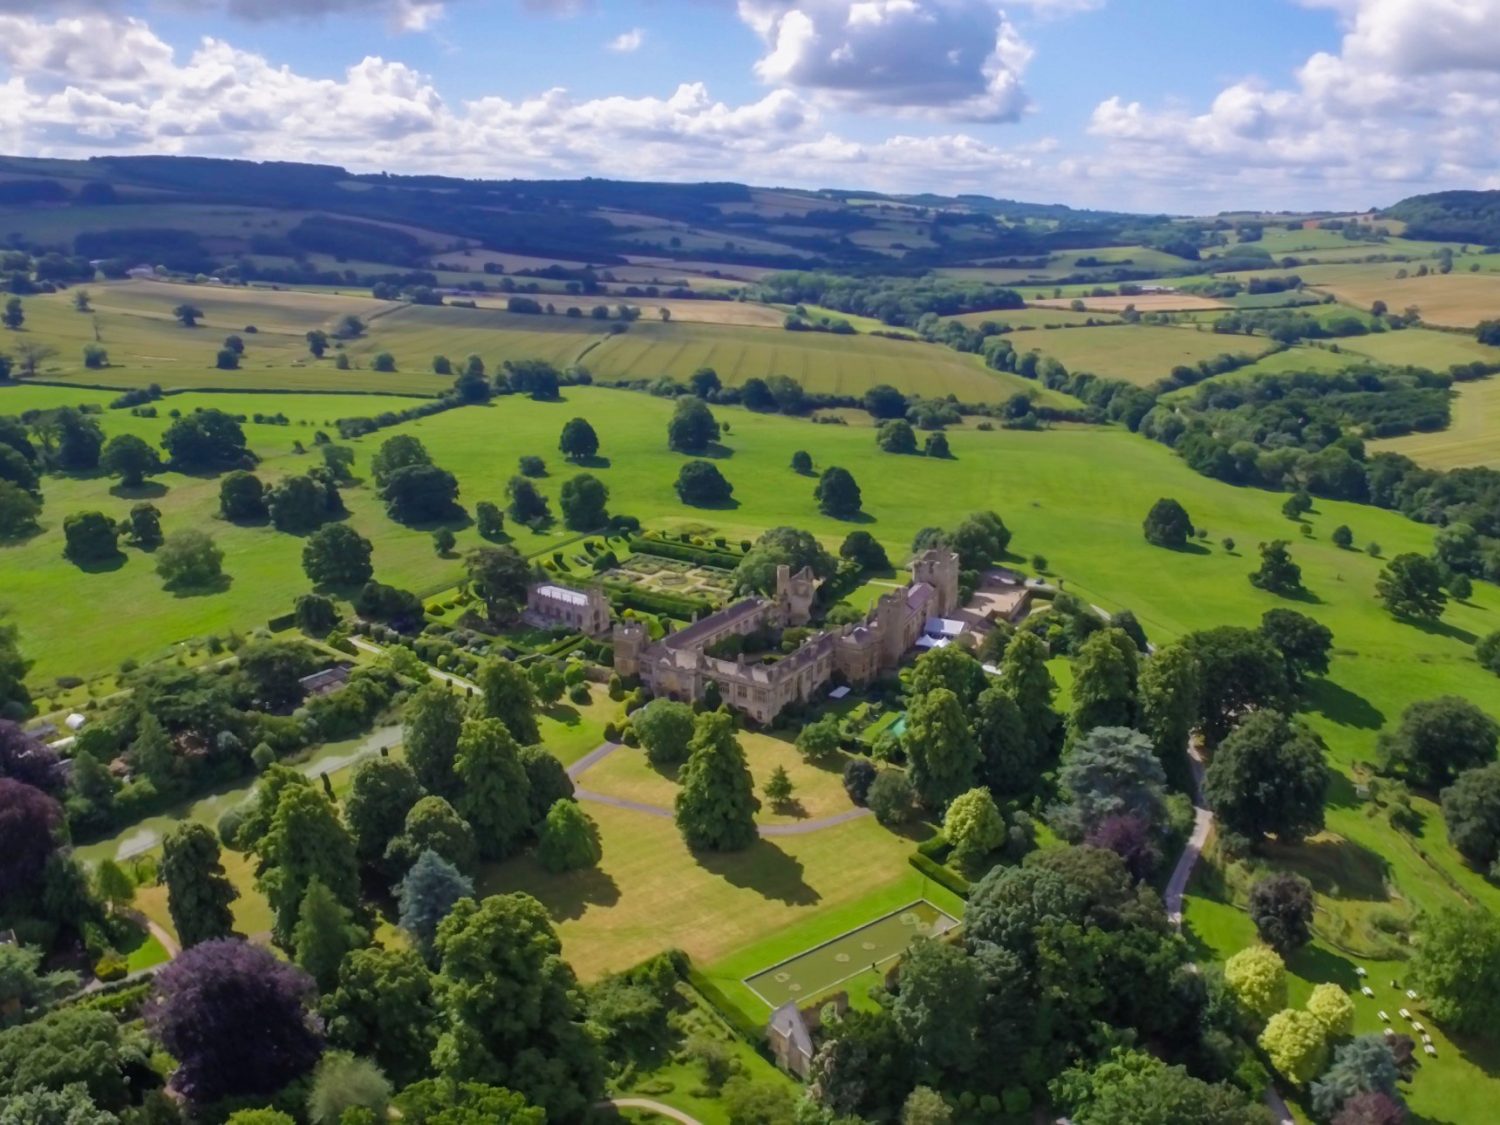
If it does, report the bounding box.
[598,1097,704,1124]
[567,741,874,836]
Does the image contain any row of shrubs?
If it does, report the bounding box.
[603,581,715,621]
[628,533,747,570]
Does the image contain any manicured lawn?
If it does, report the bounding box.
[537,694,617,765]
[580,732,856,825]
[476,805,926,983]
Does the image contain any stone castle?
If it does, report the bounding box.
[613,549,961,724]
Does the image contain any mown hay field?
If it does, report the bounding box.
[1009,323,1274,385]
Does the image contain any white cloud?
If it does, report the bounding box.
[606,27,644,53]
[1086,0,1500,207]
[0,12,1063,197]
[738,0,1032,122]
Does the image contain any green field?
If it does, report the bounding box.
[1371,375,1500,469]
[13,281,1051,405]
[1010,323,1273,385]
[743,900,958,1008]
[1341,326,1500,369]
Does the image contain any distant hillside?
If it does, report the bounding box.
[0,153,1169,276]
[1385,190,1500,245]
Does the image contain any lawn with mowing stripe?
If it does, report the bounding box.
[580,732,856,826]
[579,320,1049,404]
[476,804,928,982]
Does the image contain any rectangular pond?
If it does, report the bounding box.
[743,900,959,1008]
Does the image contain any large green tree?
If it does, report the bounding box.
[160,821,238,948]
[667,396,718,453]
[1068,628,1140,738]
[909,645,987,707]
[302,523,373,587]
[402,682,465,799]
[891,938,983,1079]
[257,784,361,947]
[998,631,1060,768]
[385,796,478,878]
[1204,711,1327,845]
[1441,762,1500,868]
[432,894,604,1119]
[454,718,533,860]
[476,658,541,745]
[99,433,161,488]
[1052,1047,1266,1125]
[558,473,608,530]
[1260,608,1333,691]
[344,757,422,866]
[814,466,862,518]
[1181,627,1289,745]
[323,946,439,1089]
[292,876,370,992]
[1378,695,1498,789]
[466,545,533,624]
[633,699,696,768]
[1142,498,1192,548]
[537,800,602,873]
[1138,643,1201,788]
[973,685,1035,797]
[557,417,599,462]
[1249,539,1303,596]
[1376,553,1447,620]
[904,687,979,809]
[1411,907,1500,1034]
[674,711,760,852]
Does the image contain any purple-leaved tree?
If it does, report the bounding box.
[146,938,323,1103]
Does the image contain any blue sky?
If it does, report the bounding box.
[2,0,1498,213]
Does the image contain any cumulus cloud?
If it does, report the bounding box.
[1086,0,1500,206]
[739,0,1032,122]
[606,27,644,52]
[0,12,1058,196]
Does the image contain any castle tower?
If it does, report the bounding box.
[775,564,816,627]
[912,549,961,616]
[876,591,906,667]
[613,621,647,678]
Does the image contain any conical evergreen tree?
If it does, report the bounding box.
[674,712,760,851]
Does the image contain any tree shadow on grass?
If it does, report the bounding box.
[1262,835,1391,902]
[1286,942,1359,990]
[1401,615,1477,646]
[696,839,818,905]
[109,480,168,500]
[1305,678,1385,732]
[1275,585,1324,605]
[1163,541,1211,557]
[168,573,233,598]
[680,442,734,460]
[71,552,126,574]
[542,703,582,726]
[1324,769,1363,812]
[680,496,741,511]
[826,510,876,525]
[531,866,623,922]
[571,454,612,470]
